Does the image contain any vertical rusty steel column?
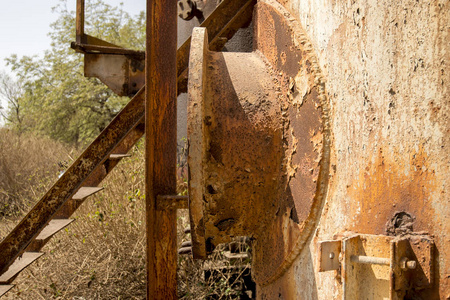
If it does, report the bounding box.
[76,0,85,44]
[145,0,178,298]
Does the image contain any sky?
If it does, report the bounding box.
[0,0,145,73]
[0,0,145,112]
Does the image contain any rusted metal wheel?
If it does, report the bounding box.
[187,0,330,285]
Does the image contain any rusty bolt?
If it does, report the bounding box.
[178,0,197,21]
[400,256,417,270]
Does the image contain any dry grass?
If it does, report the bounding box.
[2,142,147,299]
[0,132,253,299]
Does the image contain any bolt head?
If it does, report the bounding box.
[400,256,417,270]
[406,260,417,269]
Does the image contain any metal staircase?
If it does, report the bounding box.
[0,0,255,297]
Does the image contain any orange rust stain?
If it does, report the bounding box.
[348,147,437,236]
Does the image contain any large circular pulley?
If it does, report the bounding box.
[187,0,330,284]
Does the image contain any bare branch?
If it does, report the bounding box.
[0,72,24,128]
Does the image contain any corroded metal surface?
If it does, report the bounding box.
[318,240,341,272]
[188,27,284,259]
[317,233,436,299]
[187,28,209,259]
[187,0,330,286]
[258,0,448,298]
[252,0,330,285]
[392,235,435,297]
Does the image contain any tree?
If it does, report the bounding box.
[0,72,24,133]
[4,0,145,147]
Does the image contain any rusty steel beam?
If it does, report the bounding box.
[72,43,144,59]
[25,119,145,254]
[145,0,178,297]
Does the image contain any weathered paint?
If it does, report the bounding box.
[251,0,331,285]
[257,0,448,298]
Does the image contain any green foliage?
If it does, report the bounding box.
[3,0,145,147]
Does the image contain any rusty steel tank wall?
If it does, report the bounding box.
[256,0,449,299]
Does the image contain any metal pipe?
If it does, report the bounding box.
[350,255,390,266]
[145,0,178,298]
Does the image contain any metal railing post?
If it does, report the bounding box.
[76,0,85,44]
[145,0,178,298]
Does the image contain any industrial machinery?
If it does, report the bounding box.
[0,0,448,299]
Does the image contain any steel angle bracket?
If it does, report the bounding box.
[318,233,435,299]
[84,53,145,97]
[318,240,341,272]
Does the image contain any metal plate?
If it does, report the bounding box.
[319,240,341,272]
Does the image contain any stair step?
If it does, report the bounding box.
[0,253,44,283]
[72,187,104,200]
[109,153,131,160]
[0,285,14,297]
[178,247,192,255]
[36,219,74,240]
[181,241,192,248]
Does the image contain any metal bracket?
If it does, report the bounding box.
[318,240,341,272]
[318,233,434,299]
[84,54,144,97]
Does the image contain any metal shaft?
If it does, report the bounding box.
[145,0,177,298]
[350,255,390,266]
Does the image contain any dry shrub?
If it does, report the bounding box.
[0,128,71,220]
[2,142,146,299]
